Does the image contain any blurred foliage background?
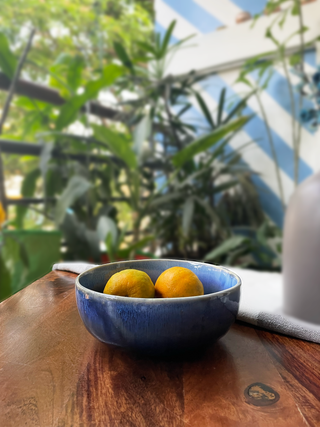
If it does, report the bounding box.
[0,0,283,301]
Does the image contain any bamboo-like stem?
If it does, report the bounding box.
[256,91,286,212]
[281,53,299,186]
[294,0,306,184]
[296,0,305,75]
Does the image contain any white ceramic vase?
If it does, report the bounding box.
[283,170,320,324]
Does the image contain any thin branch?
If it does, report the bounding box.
[281,54,298,186]
[295,0,306,185]
[296,0,305,75]
[255,91,285,212]
[0,28,36,214]
[0,28,36,134]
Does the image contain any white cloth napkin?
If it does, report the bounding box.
[230,267,320,344]
[53,262,320,344]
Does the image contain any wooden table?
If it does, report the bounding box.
[1,271,320,427]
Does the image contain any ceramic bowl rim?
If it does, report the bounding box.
[75,259,241,304]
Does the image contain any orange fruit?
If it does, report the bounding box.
[155,267,204,298]
[103,269,155,298]
[0,202,6,229]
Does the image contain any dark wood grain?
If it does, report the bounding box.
[256,328,320,427]
[183,324,306,427]
[1,271,320,427]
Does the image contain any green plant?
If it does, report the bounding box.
[0,0,154,179]
[0,220,29,301]
[204,220,282,270]
[110,22,266,260]
[238,0,320,198]
[0,20,269,268]
[0,212,13,300]
[237,61,286,211]
[0,0,153,82]
[36,21,258,262]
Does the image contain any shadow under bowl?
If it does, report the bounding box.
[75,259,241,355]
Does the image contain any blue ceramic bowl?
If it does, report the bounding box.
[75,259,241,354]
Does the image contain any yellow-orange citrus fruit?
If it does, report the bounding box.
[0,202,6,229]
[155,266,204,298]
[103,269,155,298]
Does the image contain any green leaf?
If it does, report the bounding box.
[195,92,215,129]
[289,53,301,67]
[264,0,285,16]
[217,88,226,125]
[194,196,221,225]
[204,235,248,261]
[177,103,192,117]
[15,168,40,228]
[182,197,194,236]
[50,53,85,94]
[113,42,134,72]
[173,167,210,190]
[0,32,16,78]
[21,168,40,196]
[155,32,161,55]
[222,92,254,124]
[167,34,196,54]
[115,224,128,253]
[55,175,91,225]
[19,239,29,268]
[56,64,123,130]
[265,27,279,47]
[213,180,238,194]
[242,50,276,71]
[45,165,64,197]
[0,234,29,294]
[283,26,308,46]
[89,63,123,91]
[105,232,116,261]
[136,41,156,56]
[117,235,154,259]
[256,221,269,247]
[67,55,85,91]
[278,8,288,29]
[291,3,299,15]
[55,96,85,131]
[93,124,137,169]
[205,135,239,164]
[53,52,71,66]
[160,20,176,58]
[172,116,251,168]
[236,76,253,88]
[0,251,11,302]
[257,61,273,80]
[150,191,182,208]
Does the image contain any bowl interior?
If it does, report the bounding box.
[78,259,239,297]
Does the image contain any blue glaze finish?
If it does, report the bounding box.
[75,259,241,354]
